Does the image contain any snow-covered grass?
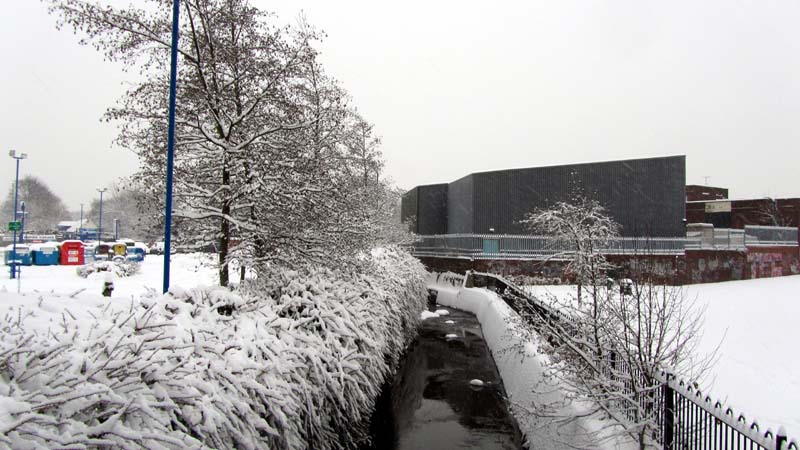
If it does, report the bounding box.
[429,279,635,449]
[0,253,219,298]
[0,249,428,449]
[525,276,800,440]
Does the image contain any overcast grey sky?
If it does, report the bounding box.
[2,0,800,211]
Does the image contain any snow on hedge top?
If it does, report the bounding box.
[0,247,428,450]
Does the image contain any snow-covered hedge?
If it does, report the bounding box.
[76,260,141,278]
[0,247,427,450]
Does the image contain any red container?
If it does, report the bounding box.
[59,240,85,265]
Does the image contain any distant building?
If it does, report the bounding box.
[56,220,98,240]
[686,197,800,229]
[402,155,686,237]
[685,185,728,202]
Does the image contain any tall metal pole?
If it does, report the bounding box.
[17,201,25,293]
[163,0,180,294]
[11,158,20,280]
[79,203,84,239]
[8,150,26,280]
[97,188,107,245]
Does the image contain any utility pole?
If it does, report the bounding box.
[79,203,84,240]
[97,188,107,245]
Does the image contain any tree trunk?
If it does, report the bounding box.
[218,166,231,287]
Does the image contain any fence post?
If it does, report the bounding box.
[777,426,787,450]
[663,374,675,449]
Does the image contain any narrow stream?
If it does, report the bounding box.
[366,299,524,450]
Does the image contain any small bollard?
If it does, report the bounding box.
[102,273,114,297]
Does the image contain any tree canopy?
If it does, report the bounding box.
[1,176,70,233]
[47,0,404,285]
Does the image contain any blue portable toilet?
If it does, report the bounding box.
[31,242,60,266]
[126,242,147,262]
[4,244,33,266]
[83,242,96,262]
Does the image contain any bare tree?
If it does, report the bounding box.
[1,176,70,233]
[756,197,792,227]
[513,200,714,449]
[520,196,620,305]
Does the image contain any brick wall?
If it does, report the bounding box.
[418,246,800,285]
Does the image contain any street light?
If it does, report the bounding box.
[8,149,27,280]
[79,203,84,240]
[97,188,107,245]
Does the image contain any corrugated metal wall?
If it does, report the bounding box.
[417,184,448,234]
[401,184,448,234]
[447,175,474,234]
[408,156,686,237]
[469,156,685,236]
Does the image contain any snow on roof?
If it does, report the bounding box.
[29,243,58,251]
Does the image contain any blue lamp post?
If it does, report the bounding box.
[8,149,27,280]
[163,0,181,293]
[97,188,107,245]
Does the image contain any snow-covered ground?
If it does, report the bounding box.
[525,276,800,439]
[0,253,219,298]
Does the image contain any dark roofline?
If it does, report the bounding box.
[686,184,727,190]
[441,155,686,187]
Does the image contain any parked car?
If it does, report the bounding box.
[149,241,164,255]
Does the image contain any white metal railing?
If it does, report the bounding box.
[411,234,692,258]
[411,227,798,258]
[744,225,798,247]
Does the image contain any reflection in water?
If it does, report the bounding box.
[367,305,523,450]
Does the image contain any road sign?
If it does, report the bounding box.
[7,221,21,231]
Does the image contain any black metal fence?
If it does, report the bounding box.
[439,271,797,450]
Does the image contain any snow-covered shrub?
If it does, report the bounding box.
[76,260,141,278]
[0,247,427,450]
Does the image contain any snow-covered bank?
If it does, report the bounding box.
[525,276,800,439]
[429,280,635,449]
[0,249,428,449]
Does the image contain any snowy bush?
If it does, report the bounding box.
[0,247,427,450]
[76,260,141,278]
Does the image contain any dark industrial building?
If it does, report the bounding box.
[402,155,686,237]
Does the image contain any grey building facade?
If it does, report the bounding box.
[402,156,686,237]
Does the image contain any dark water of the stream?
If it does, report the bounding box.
[365,300,524,450]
